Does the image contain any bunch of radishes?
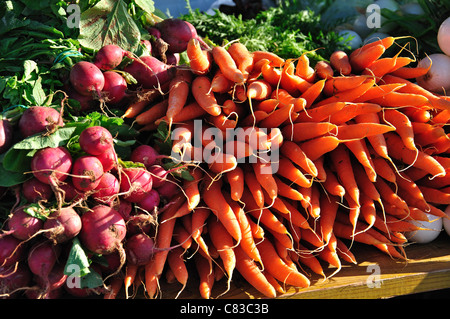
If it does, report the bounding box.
[67,18,207,112]
[0,120,182,298]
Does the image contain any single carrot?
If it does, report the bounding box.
[210,69,233,93]
[225,166,244,201]
[389,62,431,79]
[418,185,450,205]
[353,83,406,103]
[194,254,215,299]
[315,77,376,107]
[212,45,245,83]
[314,60,334,80]
[122,88,163,118]
[124,264,138,299]
[328,102,382,125]
[191,75,222,116]
[247,79,273,100]
[166,73,191,131]
[234,245,277,298]
[333,122,395,140]
[257,238,310,288]
[104,275,123,299]
[298,135,341,161]
[335,238,357,264]
[258,103,296,128]
[323,75,367,96]
[280,140,318,177]
[254,98,279,113]
[382,108,416,151]
[157,101,206,125]
[344,135,377,182]
[244,170,265,208]
[281,122,337,142]
[252,50,285,68]
[208,112,237,132]
[362,56,399,80]
[330,50,352,75]
[187,38,211,75]
[253,160,278,200]
[228,42,254,80]
[202,177,242,243]
[349,44,386,72]
[173,222,192,250]
[295,52,316,82]
[134,99,169,125]
[384,132,446,178]
[373,176,409,212]
[322,166,346,198]
[208,216,236,295]
[295,101,346,123]
[276,156,313,188]
[273,175,304,201]
[167,247,188,297]
[330,144,360,207]
[300,79,325,107]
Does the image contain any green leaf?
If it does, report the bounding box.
[133,0,155,14]
[0,162,30,186]
[23,203,49,221]
[64,238,91,277]
[78,0,141,52]
[12,126,76,150]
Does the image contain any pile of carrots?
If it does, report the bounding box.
[120,36,450,299]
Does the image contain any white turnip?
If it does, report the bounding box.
[416,53,450,94]
[0,118,13,154]
[18,106,64,138]
[79,126,114,156]
[70,61,105,97]
[438,16,450,56]
[71,155,104,192]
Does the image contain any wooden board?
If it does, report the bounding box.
[155,233,450,299]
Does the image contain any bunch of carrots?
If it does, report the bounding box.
[119,36,450,299]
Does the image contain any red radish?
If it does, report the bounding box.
[27,240,61,279]
[95,146,118,172]
[43,207,82,244]
[0,235,26,267]
[155,18,197,53]
[0,118,13,154]
[5,206,44,240]
[155,175,179,199]
[94,44,129,71]
[71,155,104,192]
[148,165,168,188]
[32,263,67,299]
[0,264,32,299]
[125,233,156,265]
[31,146,73,185]
[59,179,81,203]
[166,52,180,65]
[147,27,161,39]
[79,126,114,156]
[141,39,152,54]
[70,61,105,97]
[123,55,176,89]
[99,251,121,275]
[102,71,128,105]
[119,167,153,203]
[22,177,53,203]
[137,189,160,212]
[126,213,154,235]
[130,144,159,169]
[67,85,98,112]
[91,172,120,204]
[18,106,64,138]
[113,200,132,221]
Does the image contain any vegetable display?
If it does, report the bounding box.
[0,0,449,300]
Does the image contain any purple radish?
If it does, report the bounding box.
[156,175,179,199]
[71,155,104,192]
[79,205,126,255]
[130,144,159,169]
[31,146,73,186]
[0,118,13,154]
[102,71,128,105]
[43,207,82,244]
[0,264,32,299]
[70,61,105,97]
[148,165,168,188]
[0,235,26,267]
[137,189,160,212]
[22,177,53,203]
[123,55,175,89]
[79,126,114,156]
[125,233,156,266]
[18,106,64,138]
[5,206,44,240]
[94,44,129,71]
[119,167,153,203]
[27,240,61,279]
[91,172,120,204]
[155,18,197,53]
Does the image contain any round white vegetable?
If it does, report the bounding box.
[353,14,372,38]
[416,53,450,94]
[338,30,363,50]
[444,205,450,236]
[437,16,450,56]
[406,213,443,244]
[400,3,425,16]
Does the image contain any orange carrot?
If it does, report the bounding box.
[273,175,304,201]
[322,166,346,198]
[252,50,285,68]
[228,42,254,80]
[295,52,315,82]
[212,45,245,83]
[300,79,325,107]
[330,144,360,206]
[253,160,278,200]
[194,254,215,299]
[166,73,191,131]
[333,122,395,140]
[353,83,406,103]
[187,38,211,75]
[344,136,377,182]
[211,69,233,93]
[280,140,318,177]
[281,122,337,142]
[323,75,367,96]
[134,99,169,126]
[314,60,334,79]
[295,101,346,123]
[418,185,450,205]
[276,156,313,188]
[234,245,276,298]
[191,75,222,116]
[299,135,341,161]
[247,79,272,100]
[167,247,188,297]
[202,177,242,243]
[328,102,382,125]
[330,50,352,75]
[225,166,244,201]
[257,238,310,288]
[350,44,386,72]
